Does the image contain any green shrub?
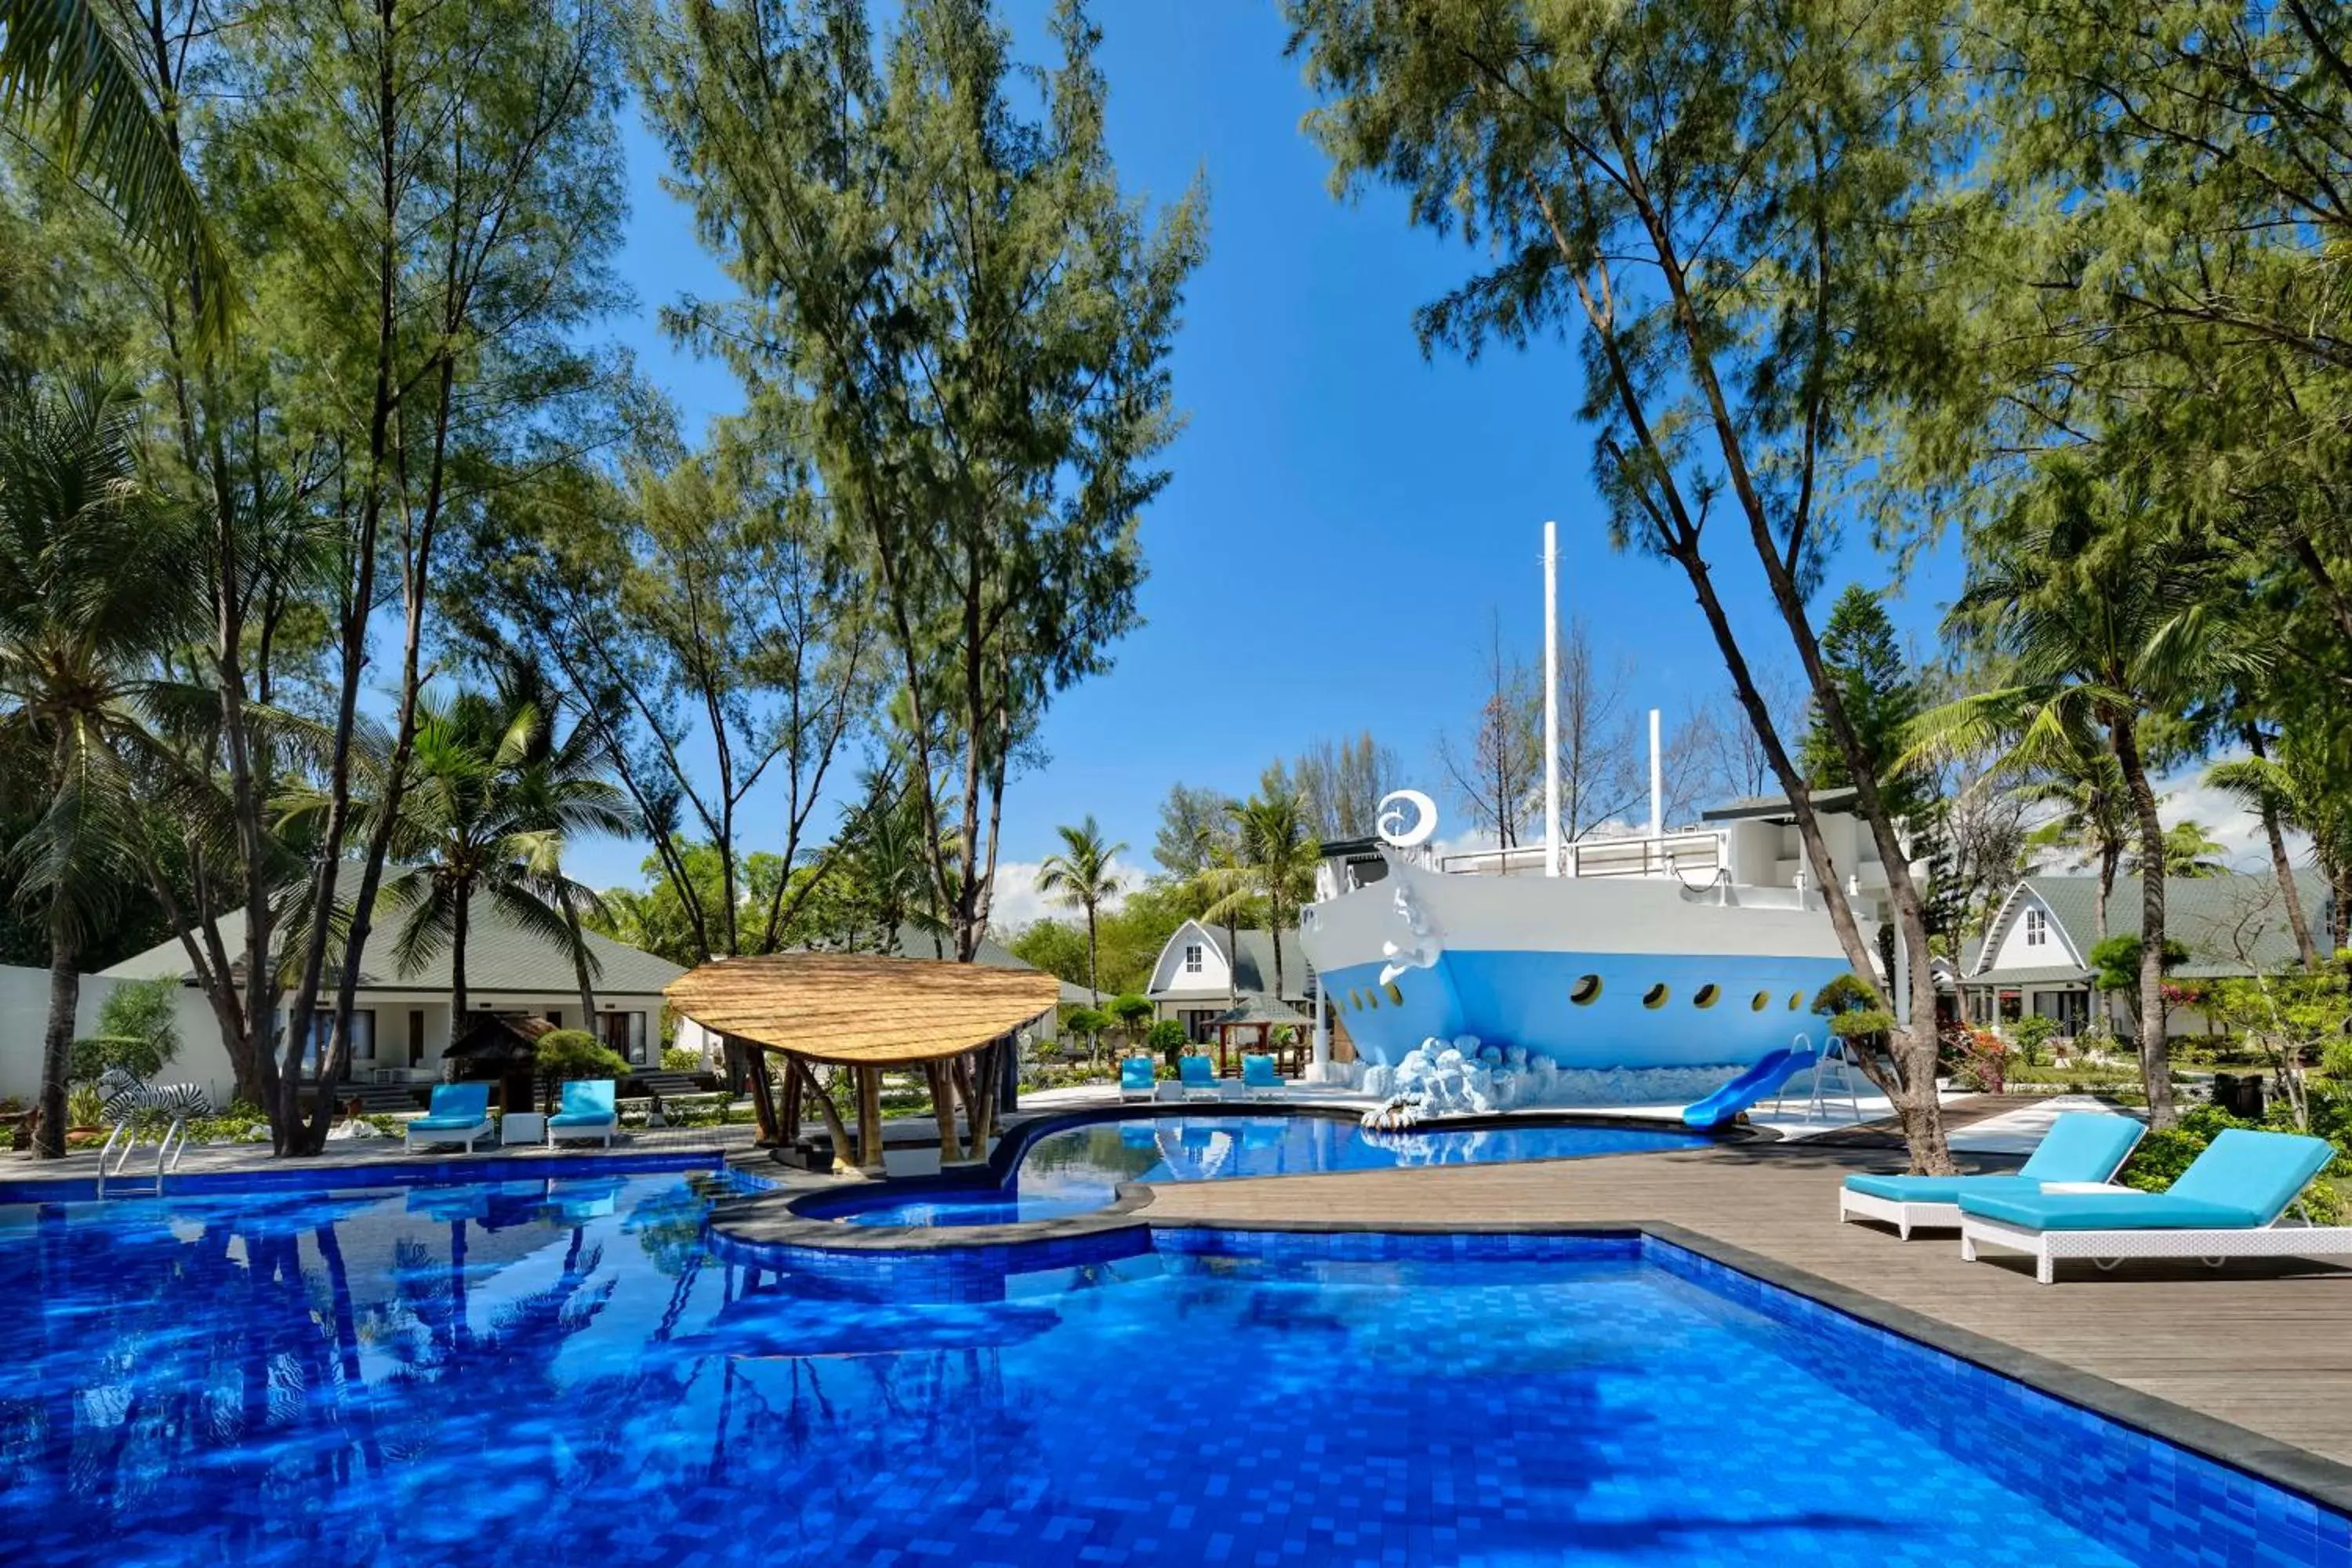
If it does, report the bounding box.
[661,1046,703,1073]
[1145,1018,1188,1066]
[96,978,181,1070]
[2009,1014,2060,1067]
[533,1029,630,1112]
[68,1033,172,1086]
[1811,973,1881,1018]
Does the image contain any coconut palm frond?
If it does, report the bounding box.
[0,0,234,344]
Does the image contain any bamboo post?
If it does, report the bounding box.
[855,1065,884,1171]
[924,1061,963,1162]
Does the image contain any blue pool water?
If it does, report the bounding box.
[823,1114,1714,1226]
[4,1167,2343,1566]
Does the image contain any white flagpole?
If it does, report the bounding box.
[1543,521,1561,876]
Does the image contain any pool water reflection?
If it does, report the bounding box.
[0,1169,2212,1567]
[822,1114,1715,1227]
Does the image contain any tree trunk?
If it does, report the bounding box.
[450,886,471,1029]
[2095,841,2119,946]
[2249,728,2318,971]
[2111,714,2175,1128]
[34,927,79,1160]
[1086,904,1099,1005]
[791,1058,855,1173]
[563,894,599,1044]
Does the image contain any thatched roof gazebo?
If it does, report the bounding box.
[666,953,1062,1171]
[1207,994,1318,1077]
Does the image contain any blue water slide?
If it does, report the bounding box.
[1682,1047,1817,1128]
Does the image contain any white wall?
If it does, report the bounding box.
[0,968,233,1109]
[1148,921,1231,996]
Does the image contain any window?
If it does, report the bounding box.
[1750,991,1771,1012]
[1693,984,1721,1009]
[290,1009,375,1077]
[2024,907,2049,949]
[1383,982,1404,1007]
[1642,983,1670,1010]
[1570,975,1602,1006]
[1183,943,1203,975]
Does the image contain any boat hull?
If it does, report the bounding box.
[1301,862,1856,1071]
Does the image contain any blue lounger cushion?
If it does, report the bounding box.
[1241,1054,1278,1087]
[2015,1112,2146,1181]
[1842,1112,2143,1204]
[1120,1058,1155,1091]
[549,1080,616,1125]
[1958,1129,2336,1231]
[1956,1191,2264,1230]
[1843,1174,2049,1204]
[415,1083,489,1128]
[1178,1057,1214,1087]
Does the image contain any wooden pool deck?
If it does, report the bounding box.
[1135,1135,2352,1508]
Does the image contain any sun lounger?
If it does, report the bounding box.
[405,1082,494,1152]
[1838,1112,2146,1239]
[1178,1054,1221,1102]
[546,1079,618,1149]
[1958,1127,2352,1283]
[1120,1057,1157,1102]
[1241,1054,1282,1100]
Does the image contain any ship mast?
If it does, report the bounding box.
[1542,521,1561,877]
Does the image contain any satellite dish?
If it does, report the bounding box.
[1376,789,1439,849]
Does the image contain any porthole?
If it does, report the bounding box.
[1750,991,1771,1012]
[1788,992,1803,1011]
[1693,984,1721,1009]
[1383,981,1404,1007]
[1570,974,1602,1006]
[1642,983,1670,1010]
[1366,989,1380,1009]
[1348,989,1363,1011]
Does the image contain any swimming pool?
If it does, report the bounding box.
[2,1167,2341,1566]
[814,1113,1715,1227]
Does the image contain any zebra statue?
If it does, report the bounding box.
[97,1067,211,1127]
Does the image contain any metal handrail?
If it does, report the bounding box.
[95,1115,189,1199]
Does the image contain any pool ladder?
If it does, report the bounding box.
[96,1116,189,1200]
[1772,1033,1866,1123]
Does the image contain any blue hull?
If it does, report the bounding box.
[1320,949,1852,1070]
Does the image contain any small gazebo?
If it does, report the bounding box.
[665,953,1061,1171]
[1207,994,1318,1077]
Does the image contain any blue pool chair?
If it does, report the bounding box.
[1241,1054,1282,1100]
[546,1079,619,1149]
[1958,1128,2352,1284]
[405,1082,495,1153]
[1838,1112,2146,1240]
[1178,1054,1221,1101]
[1120,1057,1157,1102]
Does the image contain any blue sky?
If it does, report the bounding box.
[576,1,1980,911]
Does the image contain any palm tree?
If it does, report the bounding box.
[496,664,638,1033]
[296,690,632,1027]
[0,377,202,1155]
[1907,463,2249,1127]
[2151,819,2228,880]
[2019,748,2132,944]
[837,770,946,956]
[1036,815,1126,1003]
[1200,788,1319,1001]
[2208,731,2348,965]
[0,2,232,342]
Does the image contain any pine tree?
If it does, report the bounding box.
[1802,586,1927,822]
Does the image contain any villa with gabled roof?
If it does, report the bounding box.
[1958,873,2332,1036]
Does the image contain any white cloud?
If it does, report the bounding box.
[2154,759,2308,873]
[987,855,1144,933]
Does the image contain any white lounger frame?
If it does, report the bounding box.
[1959,1211,2352,1285]
[406,1118,493,1154]
[546,1119,616,1149]
[1839,1179,2135,1241]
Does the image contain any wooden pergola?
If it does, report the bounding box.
[666,953,1061,1171]
[1207,994,1318,1076]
